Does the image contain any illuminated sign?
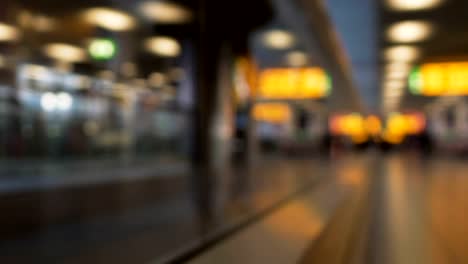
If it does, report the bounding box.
[409,62,468,96]
[252,103,291,123]
[88,38,117,60]
[383,112,426,144]
[258,68,331,99]
[329,113,369,143]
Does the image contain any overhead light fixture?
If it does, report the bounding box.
[139,1,192,24]
[0,23,20,42]
[83,8,136,31]
[386,70,408,80]
[262,29,295,50]
[387,21,433,43]
[43,43,87,63]
[384,79,406,90]
[144,36,181,57]
[386,62,412,73]
[286,51,308,67]
[384,45,420,62]
[386,0,444,11]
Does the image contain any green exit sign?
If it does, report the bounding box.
[89,38,117,60]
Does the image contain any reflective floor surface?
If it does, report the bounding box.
[1,151,468,263]
[185,152,468,264]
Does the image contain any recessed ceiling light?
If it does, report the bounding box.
[83,8,136,31]
[384,45,420,62]
[0,23,20,42]
[262,30,295,50]
[43,43,87,63]
[386,0,444,11]
[387,21,433,43]
[139,1,192,24]
[144,36,181,57]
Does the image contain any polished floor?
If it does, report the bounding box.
[1,151,467,263]
[187,151,468,264]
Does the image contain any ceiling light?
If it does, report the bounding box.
[386,70,408,79]
[384,45,420,62]
[386,62,412,73]
[139,1,192,24]
[0,23,20,42]
[387,21,433,43]
[386,0,444,11]
[43,43,87,63]
[262,30,295,50]
[83,8,136,31]
[286,51,308,67]
[384,79,406,90]
[144,36,181,57]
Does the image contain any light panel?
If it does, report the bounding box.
[387,20,433,43]
[258,68,331,99]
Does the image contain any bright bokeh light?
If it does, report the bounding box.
[409,62,468,96]
[286,51,308,67]
[41,92,57,111]
[387,21,433,43]
[0,23,20,42]
[88,38,117,60]
[40,92,73,111]
[262,30,295,50]
[385,45,420,62]
[329,113,369,144]
[139,1,192,24]
[386,0,444,11]
[56,92,73,110]
[258,68,331,99]
[382,112,426,144]
[43,43,87,63]
[252,103,291,123]
[144,37,181,57]
[83,8,136,31]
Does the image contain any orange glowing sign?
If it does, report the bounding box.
[329,113,369,143]
[409,62,468,96]
[258,68,331,99]
[383,112,426,144]
[252,103,291,123]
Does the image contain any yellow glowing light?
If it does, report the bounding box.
[365,115,382,136]
[411,62,468,96]
[330,113,369,143]
[139,1,192,24]
[262,30,295,50]
[43,43,87,63]
[382,112,425,143]
[386,0,444,11]
[387,21,433,43]
[286,51,308,67]
[144,37,181,57]
[83,8,136,31]
[385,45,420,62]
[252,103,291,123]
[0,23,20,42]
[258,68,330,99]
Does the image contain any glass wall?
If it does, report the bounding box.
[0,1,197,183]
